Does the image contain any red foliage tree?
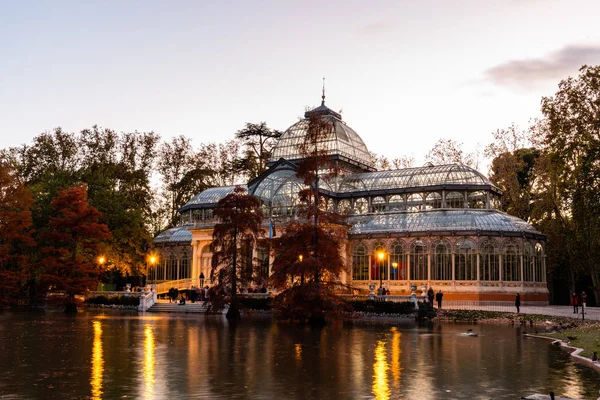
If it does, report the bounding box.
[210,186,263,319]
[41,185,111,311]
[0,163,35,306]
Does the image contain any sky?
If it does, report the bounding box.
[1,0,600,171]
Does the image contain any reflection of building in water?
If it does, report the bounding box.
[91,320,104,400]
[152,97,548,302]
[390,327,402,389]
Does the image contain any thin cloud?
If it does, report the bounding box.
[484,45,600,90]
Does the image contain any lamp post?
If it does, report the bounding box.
[148,255,157,286]
[98,256,106,291]
[377,251,385,289]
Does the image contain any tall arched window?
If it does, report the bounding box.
[445,192,464,209]
[407,194,423,212]
[371,244,387,281]
[167,256,178,280]
[352,243,369,281]
[456,240,477,280]
[390,242,406,280]
[480,243,499,281]
[523,243,534,282]
[410,241,427,280]
[534,243,544,282]
[354,198,368,214]
[503,244,520,281]
[388,195,405,211]
[371,197,386,213]
[179,251,190,279]
[338,199,351,214]
[425,192,442,209]
[432,242,452,280]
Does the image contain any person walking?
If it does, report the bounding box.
[435,290,443,309]
[571,292,579,314]
[515,293,521,313]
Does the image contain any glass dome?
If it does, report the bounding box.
[348,209,541,237]
[339,164,495,193]
[179,185,248,211]
[249,168,305,207]
[270,104,373,170]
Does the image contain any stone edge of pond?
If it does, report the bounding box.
[525,333,600,373]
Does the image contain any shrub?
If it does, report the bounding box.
[347,299,415,315]
[86,295,139,306]
[416,301,436,320]
[238,296,272,310]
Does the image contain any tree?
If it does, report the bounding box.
[0,162,35,306]
[210,186,264,319]
[425,138,475,167]
[41,185,111,312]
[233,122,282,179]
[371,153,415,170]
[533,65,600,304]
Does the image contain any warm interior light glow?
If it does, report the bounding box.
[98,256,105,265]
[392,262,398,268]
[378,252,384,260]
[143,325,156,399]
[149,256,157,264]
[298,255,303,262]
[372,340,390,400]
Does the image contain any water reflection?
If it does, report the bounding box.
[372,340,390,400]
[294,343,302,361]
[90,320,103,400]
[390,327,402,389]
[142,324,156,399]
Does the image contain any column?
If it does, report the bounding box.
[476,253,480,281]
[427,252,431,281]
[442,190,446,208]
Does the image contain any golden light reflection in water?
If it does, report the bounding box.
[143,325,156,399]
[91,321,104,400]
[390,327,402,388]
[294,343,302,361]
[372,340,390,400]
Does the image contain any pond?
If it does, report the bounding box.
[0,310,598,399]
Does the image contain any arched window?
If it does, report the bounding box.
[354,198,368,214]
[468,191,486,209]
[257,247,270,280]
[338,199,351,214]
[388,195,405,211]
[523,243,534,282]
[456,240,477,280]
[156,256,166,281]
[481,243,499,281]
[445,192,464,209]
[407,194,423,212]
[371,196,386,213]
[352,243,369,281]
[432,242,452,280]
[503,244,520,281]
[534,243,544,282]
[201,245,212,269]
[390,242,406,280]
[179,251,190,279]
[371,244,387,281]
[410,241,427,280]
[425,192,442,209]
[167,256,178,280]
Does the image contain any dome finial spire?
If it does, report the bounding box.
[321,76,326,106]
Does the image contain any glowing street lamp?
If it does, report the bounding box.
[148,255,158,285]
[392,262,398,280]
[298,255,303,262]
[377,251,385,289]
[98,256,106,266]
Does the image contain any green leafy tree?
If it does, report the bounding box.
[41,185,111,312]
[210,186,264,319]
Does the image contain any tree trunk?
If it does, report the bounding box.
[227,221,240,320]
[64,295,78,314]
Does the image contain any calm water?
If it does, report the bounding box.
[0,310,598,400]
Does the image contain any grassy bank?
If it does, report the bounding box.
[539,322,600,359]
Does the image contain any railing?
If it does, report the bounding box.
[85,291,142,300]
[138,290,158,312]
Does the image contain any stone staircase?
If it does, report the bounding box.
[147,301,210,314]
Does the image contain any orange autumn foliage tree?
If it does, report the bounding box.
[41,185,111,310]
[0,162,35,306]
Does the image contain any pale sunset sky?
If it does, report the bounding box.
[1,0,600,169]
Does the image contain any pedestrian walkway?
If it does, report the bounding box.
[442,301,600,321]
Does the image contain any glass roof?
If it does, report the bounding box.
[249,168,305,207]
[270,113,373,169]
[348,210,540,235]
[154,225,192,244]
[181,185,247,209]
[339,164,493,193]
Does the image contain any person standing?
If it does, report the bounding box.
[427,287,434,304]
[581,291,587,308]
[571,292,579,314]
[436,290,443,309]
[515,293,521,313]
